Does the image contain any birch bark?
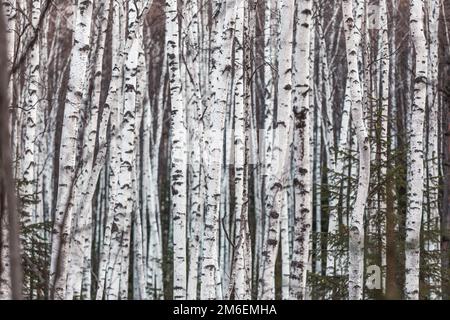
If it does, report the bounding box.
[425,0,441,299]
[342,0,370,300]
[50,0,94,300]
[200,0,236,300]
[228,0,251,299]
[259,0,294,300]
[166,0,188,300]
[405,0,427,300]
[184,0,203,300]
[290,0,313,300]
[20,0,40,227]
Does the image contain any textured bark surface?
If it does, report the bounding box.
[342,0,370,300]
[0,3,22,300]
[290,0,313,300]
[258,0,294,300]
[0,0,449,301]
[405,0,427,300]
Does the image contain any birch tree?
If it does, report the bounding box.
[49,0,94,300]
[405,0,427,300]
[227,0,251,299]
[290,0,313,300]
[0,0,448,302]
[0,2,22,300]
[342,0,370,300]
[200,0,236,300]
[425,0,441,299]
[166,0,188,300]
[258,0,295,300]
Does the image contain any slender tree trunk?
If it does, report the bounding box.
[425,0,441,299]
[166,0,188,300]
[50,0,94,300]
[200,0,235,300]
[379,0,390,293]
[258,0,294,300]
[405,0,427,300]
[0,3,22,299]
[342,0,370,300]
[184,0,203,300]
[289,0,313,300]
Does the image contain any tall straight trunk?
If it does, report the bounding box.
[49,0,94,300]
[148,50,165,300]
[95,1,124,300]
[342,0,370,300]
[259,0,277,290]
[379,0,390,293]
[444,31,450,299]
[65,0,112,299]
[405,0,427,300]
[313,32,323,276]
[107,36,140,300]
[20,0,40,227]
[200,0,235,300]
[425,0,441,299]
[385,0,400,300]
[259,0,294,300]
[0,3,22,300]
[184,0,203,300]
[3,0,15,146]
[289,0,313,300]
[132,34,148,300]
[317,11,339,280]
[279,190,290,299]
[166,0,188,300]
[228,0,251,299]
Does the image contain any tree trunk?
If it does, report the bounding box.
[405,0,427,300]
[342,0,370,300]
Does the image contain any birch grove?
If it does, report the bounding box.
[0,0,449,300]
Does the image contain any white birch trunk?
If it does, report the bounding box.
[290,0,313,300]
[65,0,112,299]
[104,37,139,300]
[166,0,188,300]
[183,0,203,300]
[258,0,277,289]
[342,0,370,300]
[378,0,389,292]
[425,0,441,299]
[96,1,124,299]
[50,0,94,300]
[405,0,427,300]
[280,191,290,300]
[228,0,251,299]
[200,0,236,300]
[20,0,40,227]
[259,0,294,300]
